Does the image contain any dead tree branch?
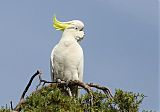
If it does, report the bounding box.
[36,76,93,105]
[36,73,56,90]
[14,70,113,111]
[20,70,41,101]
[14,70,41,111]
[87,83,113,98]
[10,101,13,110]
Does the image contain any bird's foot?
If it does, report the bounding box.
[66,87,72,97]
[56,78,62,83]
[64,80,73,96]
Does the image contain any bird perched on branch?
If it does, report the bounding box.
[50,16,85,97]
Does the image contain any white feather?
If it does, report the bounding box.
[50,20,85,97]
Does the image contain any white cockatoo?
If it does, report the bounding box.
[50,16,85,97]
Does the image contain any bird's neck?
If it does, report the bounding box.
[61,30,77,42]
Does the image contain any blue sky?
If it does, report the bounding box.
[0,0,159,111]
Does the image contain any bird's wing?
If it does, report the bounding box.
[78,54,84,82]
[50,59,54,81]
[50,46,56,81]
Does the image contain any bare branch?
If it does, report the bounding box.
[13,70,113,111]
[10,101,13,110]
[57,80,93,106]
[36,73,56,90]
[20,70,41,101]
[87,83,113,98]
[14,70,41,111]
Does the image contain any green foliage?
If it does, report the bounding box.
[112,89,145,112]
[0,108,10,112]
[0,86,148,112]
[20,86,82,112]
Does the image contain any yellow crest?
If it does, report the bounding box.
[53,16,71,31]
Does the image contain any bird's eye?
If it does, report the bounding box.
[75,27,78,30]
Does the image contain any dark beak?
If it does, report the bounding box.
[80,28,84,31]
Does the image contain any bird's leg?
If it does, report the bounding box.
[56,79,72,96]
[66,87,72,97]
[64,80,72,97]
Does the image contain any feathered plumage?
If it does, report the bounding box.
[50,16,85,97]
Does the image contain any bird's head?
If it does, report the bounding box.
[53,16,85,41]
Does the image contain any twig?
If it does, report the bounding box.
[14,70,41,111]
[35,78,94,106]
[87,83,113,98]
[68,80,93,106]
[36,73,56,90]
[36,78,93,105]
[10,101,13,110]
[55,80,93,105]
[20,70,41,101]
[14,70,113,111]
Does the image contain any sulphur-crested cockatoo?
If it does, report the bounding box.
[50,16,85,97]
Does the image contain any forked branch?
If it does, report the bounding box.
[14,70,112,111]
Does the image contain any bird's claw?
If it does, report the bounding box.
[65,80,70,87]
[56,78,62,83]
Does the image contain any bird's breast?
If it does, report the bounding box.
[55,40,83,63]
